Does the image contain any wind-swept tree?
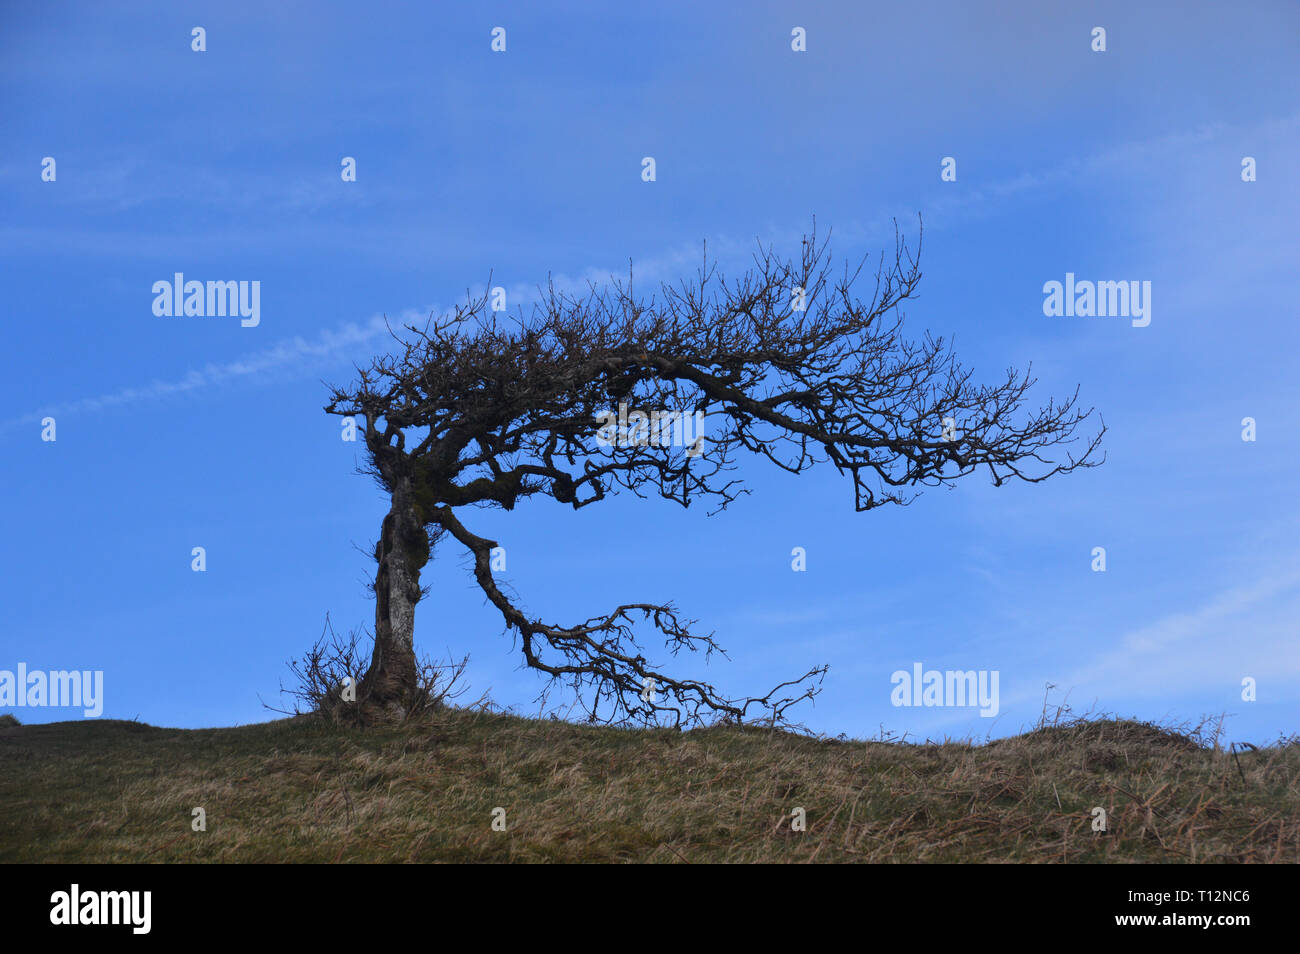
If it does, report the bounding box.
[325,225,1103,726]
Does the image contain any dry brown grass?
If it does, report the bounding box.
[1,709,1297,862]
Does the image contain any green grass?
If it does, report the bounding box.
[1,709,1296,862]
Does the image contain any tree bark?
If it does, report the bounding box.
[361,475,429,721]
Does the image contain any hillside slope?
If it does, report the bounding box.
[1,710,1296,863]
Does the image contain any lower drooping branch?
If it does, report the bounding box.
[433,504,826,729]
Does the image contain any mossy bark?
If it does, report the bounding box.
[360,475,430,722]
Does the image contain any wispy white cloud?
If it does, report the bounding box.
[1002,567,1300,713]
[870,560,1300,741]
[11,111,1298,446]
[0,310,429,435]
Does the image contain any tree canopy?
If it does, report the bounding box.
[326,224,1104,727]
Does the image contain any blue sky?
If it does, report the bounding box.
[3,1,1298,743]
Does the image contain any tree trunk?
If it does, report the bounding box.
[361,475,430,721]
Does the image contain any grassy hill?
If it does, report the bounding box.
[1,709,1296,863]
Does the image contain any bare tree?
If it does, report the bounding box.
[325,223,1104,726]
